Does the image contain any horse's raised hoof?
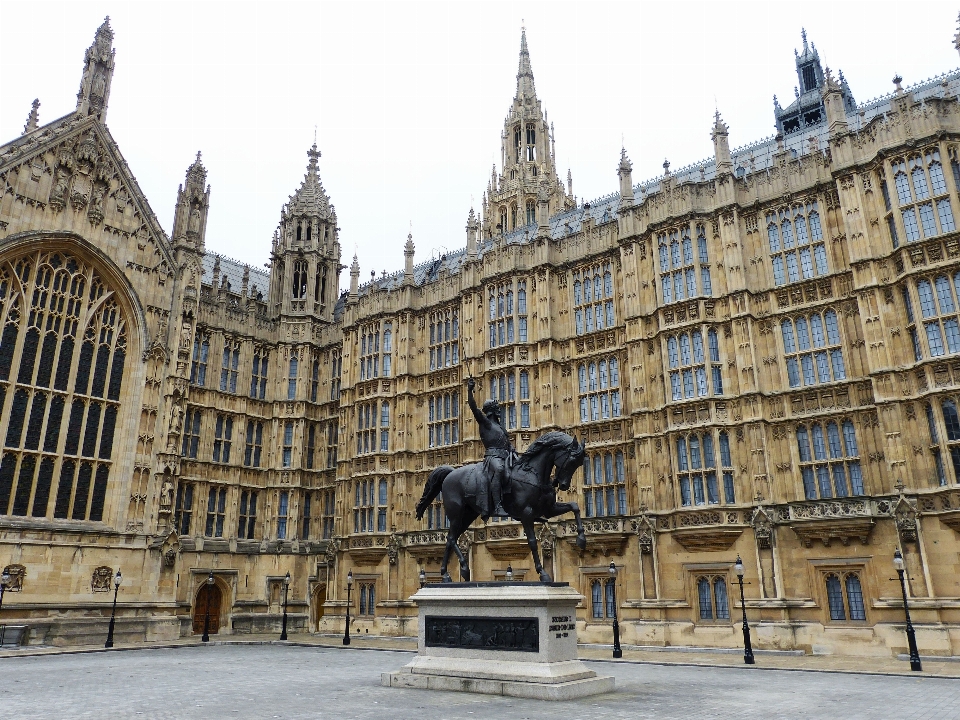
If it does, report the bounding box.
[576,534,586,550]
[441,573,453,583]
[460,567,470,582]
[539,571,552,583]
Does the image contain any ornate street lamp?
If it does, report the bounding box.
[894,549,922,672]
[104,569,122,649]
[505,565,513,582]
[343,570,353,646]
[418,568,426,589]
[201,571,214,643]
[280,572,291,641]
[609,562,622,659]
[734,556,755,665]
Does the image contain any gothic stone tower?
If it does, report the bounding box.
[482,30,573,237]
[268,144,341,323]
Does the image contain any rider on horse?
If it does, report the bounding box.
[466,377,513,521]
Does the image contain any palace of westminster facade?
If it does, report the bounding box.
[2,17,960,657]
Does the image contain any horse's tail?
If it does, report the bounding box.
[415,465,454,520]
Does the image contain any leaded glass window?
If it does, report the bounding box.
[0,252,128,522]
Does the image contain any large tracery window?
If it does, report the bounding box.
[0,251,127,522]
[891,152,956,244]
[658,225,712,304]
[766,203,827,286]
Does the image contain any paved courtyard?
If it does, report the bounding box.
[2,644,958,720]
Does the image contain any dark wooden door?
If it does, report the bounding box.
[193,583,222,634]
[312,586,326,630]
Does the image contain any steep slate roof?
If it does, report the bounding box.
[201,252,270,299]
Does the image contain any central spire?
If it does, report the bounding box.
[516,28,536,100]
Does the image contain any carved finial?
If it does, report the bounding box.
[801,27,808,51]
[893,74,904,92]
[662,158,670,175]
[307,143,321,172]
[22,98,40,135]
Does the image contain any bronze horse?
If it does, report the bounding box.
[415,431,587,582]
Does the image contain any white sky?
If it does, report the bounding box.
[2,1,959,290]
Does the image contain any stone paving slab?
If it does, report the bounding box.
[3,644,960,720]
[4,633,959,679]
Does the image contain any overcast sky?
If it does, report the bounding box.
[2,1,959,289]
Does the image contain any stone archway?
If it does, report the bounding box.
[311,584,326,632]
[192,581,223,635]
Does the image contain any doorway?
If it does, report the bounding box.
[312,585,326,631]
[192,581,223,635]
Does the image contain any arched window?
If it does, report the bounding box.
[525,124,536,161]
[526,201,536,226]
[767,203,827,285]
[697,575,730,621]
[499,207,507,233]
[667,329,722,401]
[287,356,298,400]
[296,223,302,242]
[782,310,845,387]
[292,261,307,299]
[582,450,627,517]
[316,265,326,304]
[511,204,519,230]
[825,572,866,622]
[892,153,956,242]
[0,251,127,522]
[796,420,863,499]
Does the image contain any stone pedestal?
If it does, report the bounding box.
[381,582,614,700]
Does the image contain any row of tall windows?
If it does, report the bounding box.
[429,308,459,370]
[488,281,528,348]
[489,371,530,429]
[582,451,627,517]
[796,420,863,499]
[904,275,960,360]
[354,478,388,533]
[356,401,389,454]
[883,150,956,246]
[0,252,126,522]
[667,330,722,401]
[767,203,826,286]
[676,431,736,506]
[359,322,392,380]
[781,310,846,387]
[574,263,615,334]
[925,399,960,486]
[578,358,621,422]
[658,225,712,303]
[428,392,459,447]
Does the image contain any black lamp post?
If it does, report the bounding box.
[894,549,922,672]
[734,556,755,665]
[201,571,214,643]
[608,561,622,659]
[418,568,426,589]
[0,568,9,647]
[104,569,122,649]
[343,570,353,646]
[280,571,291,641]
[0,569,10,612]
[505,565,513,582]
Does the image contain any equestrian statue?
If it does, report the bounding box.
[415,377,587,582]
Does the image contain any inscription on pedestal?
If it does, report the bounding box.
[424,615,539,652]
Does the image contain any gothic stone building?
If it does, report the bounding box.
[2,18,960,657]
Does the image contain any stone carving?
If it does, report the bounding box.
[1,564,25,592]
[387,533,401,565]
[425,615,539,652]
[894,495,918,543]
[91,566,113,592]
[751,506,773,550]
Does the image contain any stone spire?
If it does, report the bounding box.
[349,254,360,300]
[76,17,115,120]
[22,99,40,135]
[172,151,210,252]
[404,231,415,282]
[955,12,960,58]
[516,27,537,101]
[711,111,733,176]
[617,148,634,206]
[466,208,479,259]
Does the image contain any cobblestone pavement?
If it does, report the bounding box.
[3,644,960,720]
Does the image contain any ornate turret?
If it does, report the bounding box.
[22,99,40,135]
[711,111,733,176]
[774,30,856,135]
[617,148,634,207]
[822,67,849,137]
[268,144,342,322]
[171,152,210,253]
[76,18,115,120]
[480,29,572,238]
[348,254,360,302]
[466,208,479,259]
[404,231,415,282]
